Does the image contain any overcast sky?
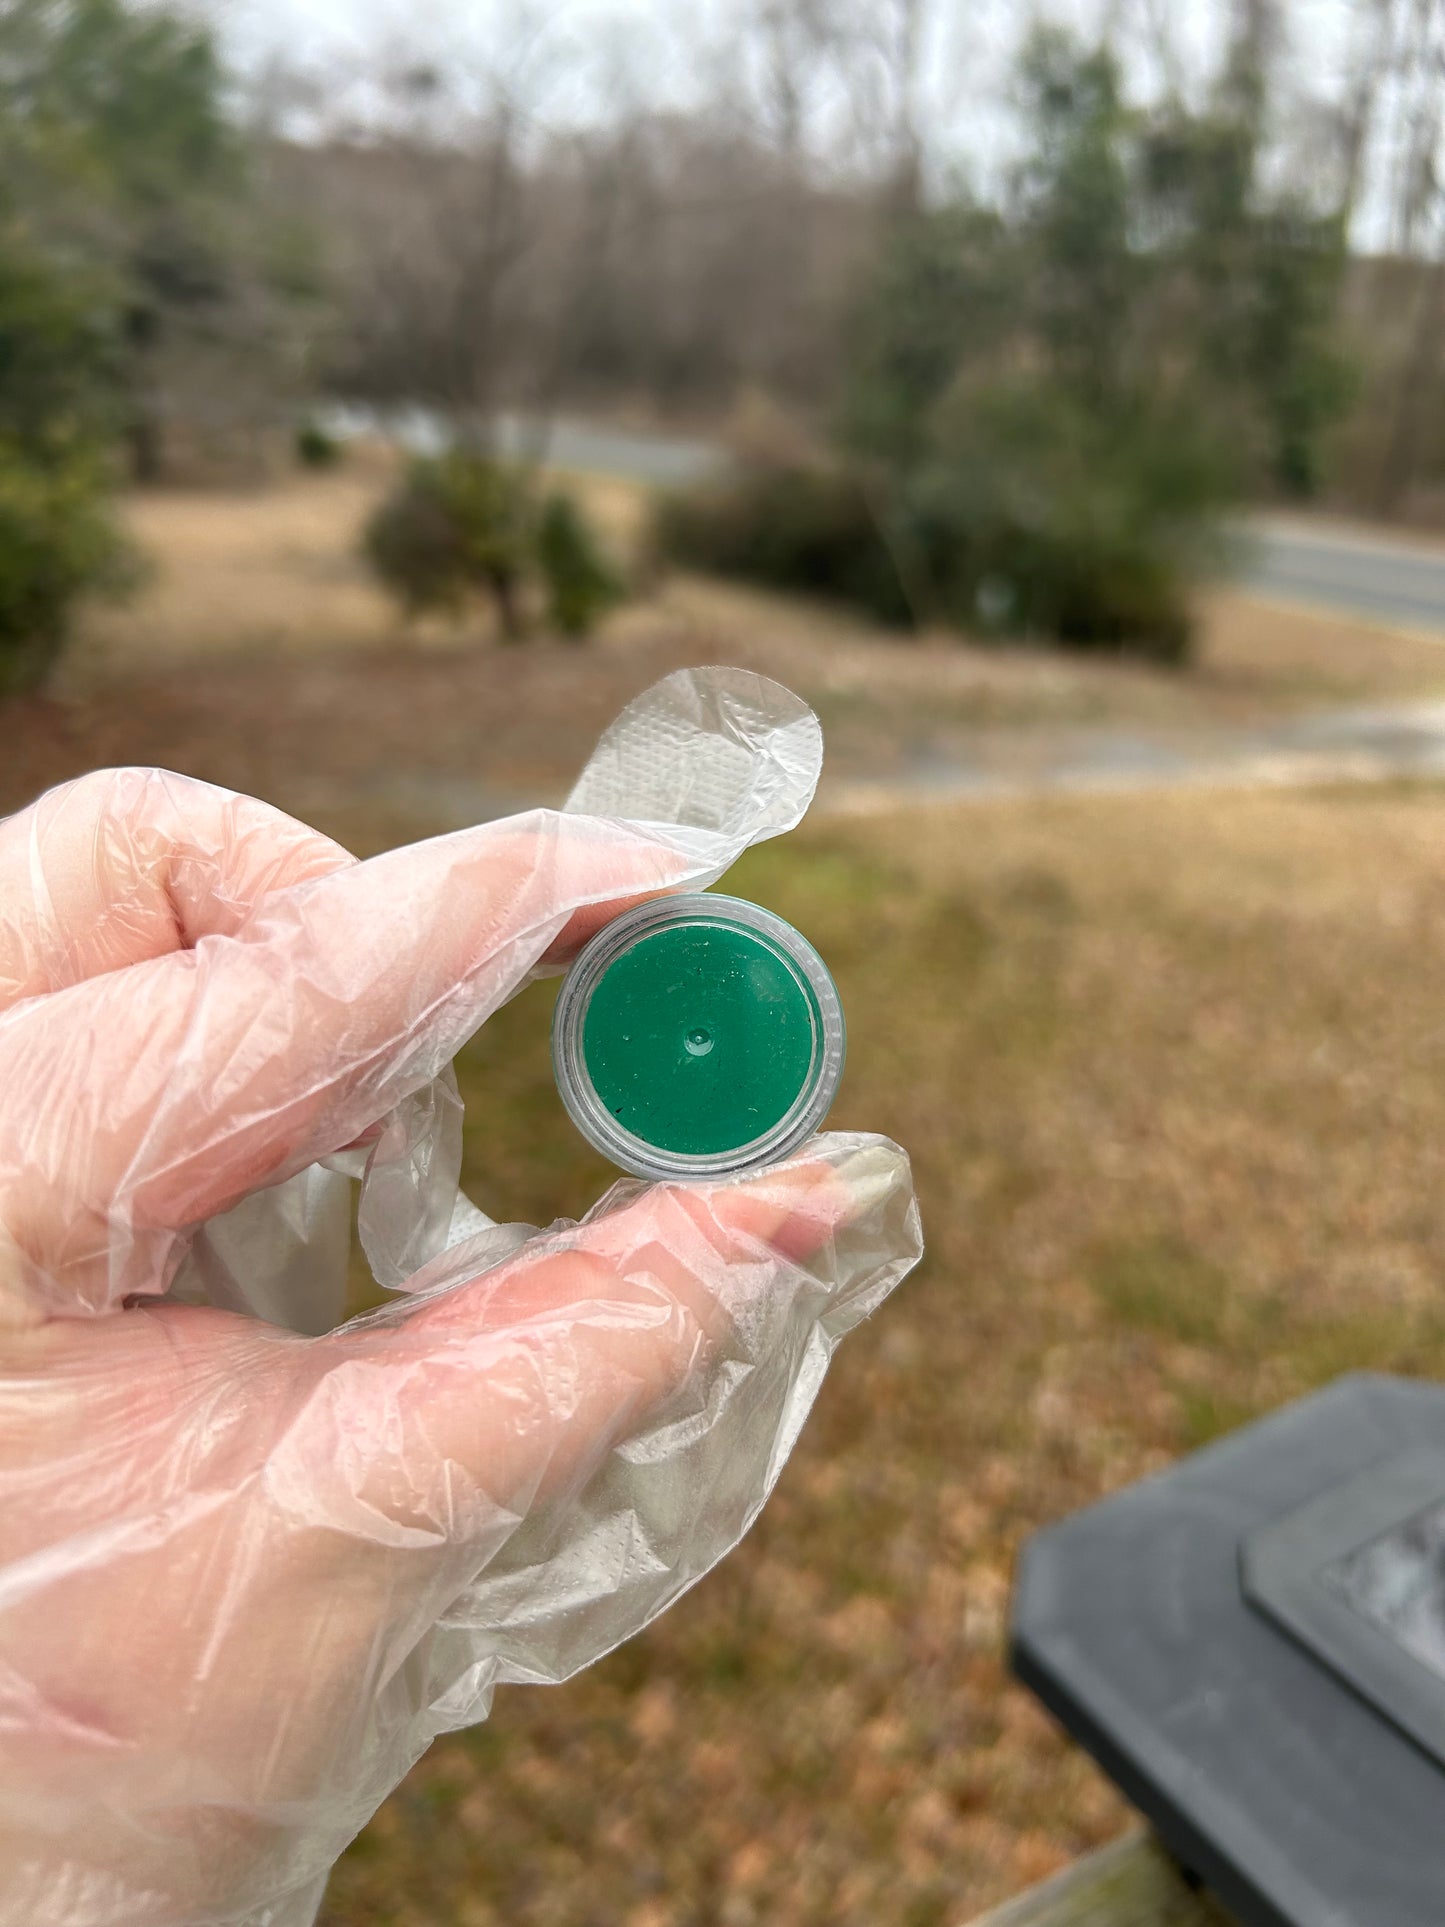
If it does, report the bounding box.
[213,0,1360,117]
[210,0,1386,231]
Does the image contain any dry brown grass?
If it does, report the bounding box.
[1196,586,1445,704]
[69,461,408,676]
[63,463,657,682]
[311,780,1445,1927]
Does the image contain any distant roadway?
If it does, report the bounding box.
[504,415,1445,635]
[1239,517,1445,634]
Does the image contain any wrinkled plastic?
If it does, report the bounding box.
[0,667,922,1926]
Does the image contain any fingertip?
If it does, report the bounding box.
[668,1154,859,1266]
[546,887,674,963]
[539,823,698,963]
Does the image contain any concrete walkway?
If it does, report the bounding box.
[818,699,1445,815]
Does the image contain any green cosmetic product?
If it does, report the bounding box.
[552,894,846,1180]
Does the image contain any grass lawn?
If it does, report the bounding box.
[320,781,1445,1927]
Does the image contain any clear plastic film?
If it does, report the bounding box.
[0,666,922,1926]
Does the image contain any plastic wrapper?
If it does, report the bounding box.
[0,667,922,1926]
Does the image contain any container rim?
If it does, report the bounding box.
[551,892,846,1181]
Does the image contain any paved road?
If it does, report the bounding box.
[326,407,724,491]
[498,414,722,491]
[491,420,1445,806]
[1238,518,1445,632]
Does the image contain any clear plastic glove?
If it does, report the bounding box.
[0,669,921,1927]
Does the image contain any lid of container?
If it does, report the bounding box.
[552,894,845,1180]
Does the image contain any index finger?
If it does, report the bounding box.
[0,810,699,1317]
[0,769,354,1012]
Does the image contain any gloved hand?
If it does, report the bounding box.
[0,670,920,1927]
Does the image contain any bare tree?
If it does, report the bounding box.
[306,5,569,443]
[753,0,833,159]
[1369,0,1445,508]
[1220,0,1284,141]
[1129,0,1188,105]
[1335,0,1401,228]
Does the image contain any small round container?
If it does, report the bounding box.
[552,893,846,1181]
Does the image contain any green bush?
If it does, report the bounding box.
[537,491,621,638]
[905,378,1234,661]
[0,241,119,464]
[0,446,133,694]
[295,420,342,468]
[654,383,1227,663]
[366,452,621,641]
[365,451,534,638]
[654,463,913,627]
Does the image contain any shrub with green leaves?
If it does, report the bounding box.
[365,451,534,638]
[654,464,912,627]
[905,377,1234,661]
[295,420,342,469]
[0,240,118,463]
[536,492,621,638]
[366,452,619,641]
[0,236,131,692]
[655,408,1215,663]
[0,446,133,694]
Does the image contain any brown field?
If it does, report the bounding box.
[10,466,1445,1923]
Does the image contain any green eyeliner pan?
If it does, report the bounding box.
[552,894,846,1180]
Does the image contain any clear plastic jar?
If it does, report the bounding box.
[552,894,846,1180]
